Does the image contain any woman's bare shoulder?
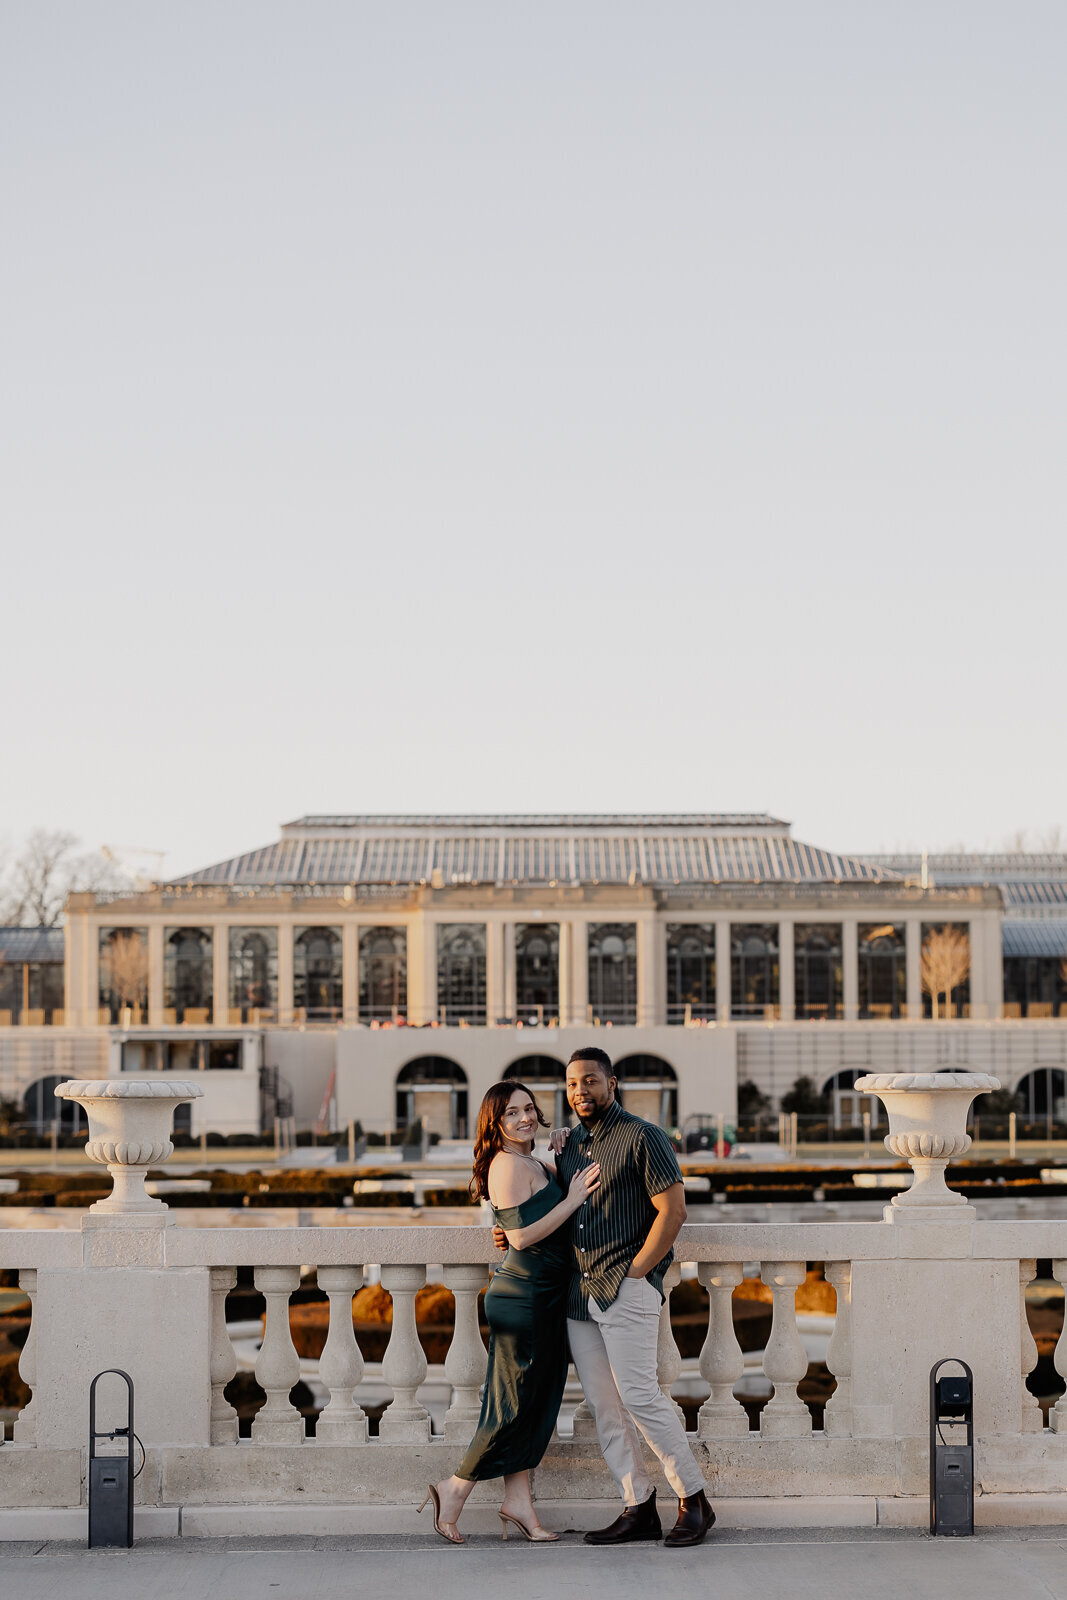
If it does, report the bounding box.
[487,1151,533,1208]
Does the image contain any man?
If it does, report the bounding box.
[499,1045,714,1547]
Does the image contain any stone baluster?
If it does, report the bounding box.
[696,1262,748,1438]
[1050,1258,1067,1433]
[443,1264,488,1438]
[822,1261,853,1438]
[380,1265,430,1441]
[656,1263,685,1424]
[317,1266,367,1444]
[759,1261,811,1437]
[209,1266,239,1445]
[252,1266,303,1444]
[1019,1258,1043,1433]
[13,1268,37,1444]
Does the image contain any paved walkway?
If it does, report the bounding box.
[3,1528,1067,1600]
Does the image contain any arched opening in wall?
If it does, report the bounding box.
[98,927,149,1024]
[666,924,716,1024]
[359,927,407,1022]
[858,924,906,1018]
[730,925,779,1018]
[228,927,278,1023]
[1013,1067,1067,1122]
[613,1054,678,1128]
[794,925,843,1020]
[396,1056,469,1139]
[21,1076,84,1135]
[820,1068,880,1131]
[513,925,560,1024]
[294,926,342,1021]
[503,1055,567,1125]
[164,927,214,1024]
[587,924,637,1023]
[436,924,487,1024]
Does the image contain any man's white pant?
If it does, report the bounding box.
[568,1277,705,1507]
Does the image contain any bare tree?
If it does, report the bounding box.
[921,926,970,1020]
[1004,825,1065,854]
[0,830,130,927]
[100,932,149,1012]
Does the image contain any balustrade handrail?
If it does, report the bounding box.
[5,1216,1067,1272]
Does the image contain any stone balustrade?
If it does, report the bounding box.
[4,1070,1067,1535]
[4,1216,1067,1534]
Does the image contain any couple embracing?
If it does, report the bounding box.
[419,1046,714,1548]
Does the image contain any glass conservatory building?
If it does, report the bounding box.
[4,815,1066,1135]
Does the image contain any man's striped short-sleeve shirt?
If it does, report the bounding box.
[557,1098,683,1319]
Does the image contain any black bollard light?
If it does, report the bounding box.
[929,1358,974,1536]
[88,1369,139,1549]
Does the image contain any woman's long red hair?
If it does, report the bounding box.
[469,1081,549,1201]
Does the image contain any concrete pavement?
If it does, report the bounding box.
[3,1528,1067,1600]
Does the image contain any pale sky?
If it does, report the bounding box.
[3,2,1065,880]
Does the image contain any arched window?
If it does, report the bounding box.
[1003,957,1067,1019]
[613,1054,678,1127]
[22,1076,84,1134]
[1013,1067,1067,1121]
[504,1054,567,1124]
[504,1054,566,1081]
[396,1055,469,1138]
[819,1067,880,1130]
[359,926,407,1021]
[514,923,559,1023]
[731,924,779,1018]
[164,927,214,1023]
[920,923,971,1019]
[794,924,842,1019]
[436,924,486,1024]
[294,926,343,1020]
[228,926,278,1022]
[98,927,150,1023]
[859,924,906,1018]
[666,924,715,1023]
[588,923,636,1023]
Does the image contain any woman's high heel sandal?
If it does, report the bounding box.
[499,1509,559,1542]
[417,1484,464,1545]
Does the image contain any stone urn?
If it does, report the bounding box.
[853,1071,1000,1221]
[53,1078,204,1219]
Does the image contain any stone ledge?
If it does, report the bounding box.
[0,1506,180,1541]
[7,1493,1067,1541]
[157,1437,905,1506]
[877,1494,1067,1528]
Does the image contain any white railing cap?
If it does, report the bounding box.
[53,1079,205,1099]
[854,1072,1000,1091]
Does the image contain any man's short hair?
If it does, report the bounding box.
[566,1046,614,1077]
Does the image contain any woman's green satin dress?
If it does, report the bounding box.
[456,1173,571,1481]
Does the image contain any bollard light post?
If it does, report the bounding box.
[930,1359,974,1536]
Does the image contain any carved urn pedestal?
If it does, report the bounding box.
[53,1078,204,1225]
[853,1071,1000,1223]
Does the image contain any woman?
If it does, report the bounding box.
[418,1080,600,1544]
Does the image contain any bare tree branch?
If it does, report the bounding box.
[0,830,132,927]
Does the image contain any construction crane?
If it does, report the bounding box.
[101,845,167,889]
